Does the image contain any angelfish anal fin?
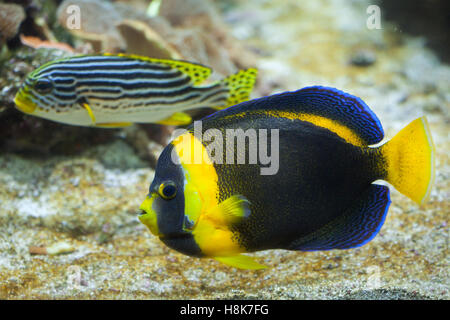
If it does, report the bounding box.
[157,112,192,126]
[290,184,391,251]
[214,255,267,270]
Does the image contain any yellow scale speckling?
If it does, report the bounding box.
[223,68,258,107]
[171,132,245,257]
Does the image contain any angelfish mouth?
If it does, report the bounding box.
[138,196,161,237]
[14,94,36,114]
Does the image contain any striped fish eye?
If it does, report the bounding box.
[158,181,177,200]
[33,78,53,94]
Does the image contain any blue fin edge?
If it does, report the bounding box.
[290,184,391,251]
[209,86,385,145]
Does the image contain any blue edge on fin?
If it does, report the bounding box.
[296,86,384,145]
[209,85,385,146]
[293,185,391,251]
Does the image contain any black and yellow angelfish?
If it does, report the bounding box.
[139,86,435,269]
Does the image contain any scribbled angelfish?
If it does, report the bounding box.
[139,86,435,269]
[14,54,257,127]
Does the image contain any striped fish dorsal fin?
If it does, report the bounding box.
[107,53,212,85]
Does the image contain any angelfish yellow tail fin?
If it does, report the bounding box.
[215,68,258,109]
[381,117,435,205]
[214,254,267,270]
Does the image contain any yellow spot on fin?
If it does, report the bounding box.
[95,122,133,128]
[214,255,267,270]
[381,116,435,205]
[157,112,192,126]
[206,195,251,226]
[82,103,96,125]
[105,53,212,85]
[215,68,257,109]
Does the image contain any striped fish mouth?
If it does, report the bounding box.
[14,91,37,114]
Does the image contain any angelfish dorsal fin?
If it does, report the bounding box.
[286,86,384,145]
[224,86,385,146]
[107,53,212,85]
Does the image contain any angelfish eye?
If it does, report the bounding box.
[158,181,177,200]
[34,78,53,94]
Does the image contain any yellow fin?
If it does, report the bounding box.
[82,103,96,125]
[157,112,192,126]
[105,53,212,85]
[95,122,133,128]
[206,195,251,226]
[215,68,257,109]
[214,255,267,270]
[381,116,435,205]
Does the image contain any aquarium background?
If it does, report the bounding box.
[0,0,448,299]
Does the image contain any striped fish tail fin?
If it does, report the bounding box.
[214,68,258,110]
[380,117,435,205]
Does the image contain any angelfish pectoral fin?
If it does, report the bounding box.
[214,255,267,270]
[82,103,96,125]
[157,112,192,126]
[207,195,251,226]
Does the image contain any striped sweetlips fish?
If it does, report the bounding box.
[14,54,257,127]
[138,86,435,269]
